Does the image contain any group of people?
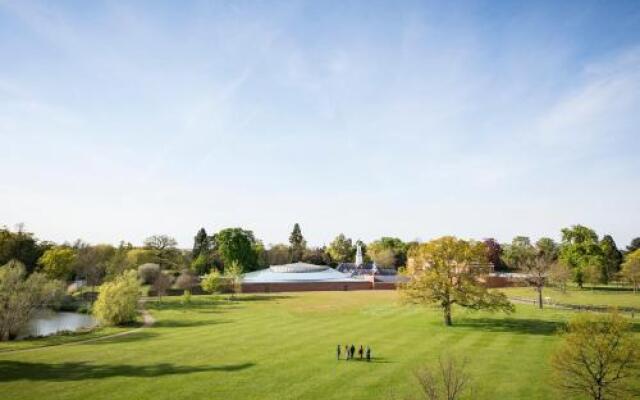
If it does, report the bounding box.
[337,344,371,361]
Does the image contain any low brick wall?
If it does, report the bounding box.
[480,276,527,288]
[241,281,396,293]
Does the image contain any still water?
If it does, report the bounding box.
[18,310,98,339]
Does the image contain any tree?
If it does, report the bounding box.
[401,236,514,326]
[536,237,559,261]
[0,226,47,273]
[327,234,354,264]
[137,263,160,284]
[38,247,77,280]
[552,312,640,400]
[559,225,603,288]
[548,261,572,293]
[368,237,407,268]
[105,241,134,279]
[201,270,222,294]
[151,272,173,303]
[626,237,640,253]
[266,243,290,266]
[621,249,640,293]
[213,228,258,271]
[93,270,141,326]
[73,244,114,293]
[301,247,330,265]
[600,235,622,284]
[512,241,554,309]
[502,236,533,270]
[288,223,306,263]
[192,228,210,258]
[0,260,65,341]
[482,238,504,271]
[224,261,243,299]
[143,235,181,270]
[409,356,473,400]
[191,252,212,275]
[370,248,395,268]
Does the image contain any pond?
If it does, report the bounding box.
[17,310,98,339]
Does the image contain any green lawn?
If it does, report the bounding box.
[503,286,640,309]
[1,291,638,400]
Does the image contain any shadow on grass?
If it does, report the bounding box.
[153,319,233,328]
[81,331,158,345]
[454,317,564,336]
[0,360,255,382]
[230,295,292,302]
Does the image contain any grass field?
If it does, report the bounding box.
[503,286,640,309]
[1,291,639,400]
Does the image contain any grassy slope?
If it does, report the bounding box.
[503,286,640,308]
[1,291,638,400]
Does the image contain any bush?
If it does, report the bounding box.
[93,270,140,326]
[201,270,222,294]
[137,263,160,284]
[175,269,198,291]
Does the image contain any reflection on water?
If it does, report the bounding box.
[18,310,97,339]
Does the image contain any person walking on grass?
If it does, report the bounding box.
[358,345,364,359]
[350,344,355,360]
[344,344,349,360]
[337,344,341,360]
[366,346,371,361]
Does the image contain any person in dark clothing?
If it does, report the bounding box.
[358,345,364,359]
[350,344,355,360]
[366,346,371,361]
[337,344,341,360]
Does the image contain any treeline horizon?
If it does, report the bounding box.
[2,222,639,285]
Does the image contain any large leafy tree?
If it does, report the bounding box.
[327,234,354,264]
[212,228,258,271]
[288,223,306,263]
[367,237,407,268]
[559,225,603,288]
[502,236,533,269]
[38,247,77,280]
[0,227,47,274]
[401,236,514,326]
[266,243,291,266]
[143,235,181,270]
[0,260,65,341]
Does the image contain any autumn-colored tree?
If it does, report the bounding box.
[401,236,514,326]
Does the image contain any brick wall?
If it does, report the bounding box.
[241,281,396,293]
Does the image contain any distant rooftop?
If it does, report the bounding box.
[243,262,361,283]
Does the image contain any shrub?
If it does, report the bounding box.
[151,271,173,302]
[175,269,198,291]
[93,270,140,326]
[201,270,222,294]
[137,263,160,284]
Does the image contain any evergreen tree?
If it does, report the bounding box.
[288,223,306,263]
[600,235,622,284]
[192,228,210,258]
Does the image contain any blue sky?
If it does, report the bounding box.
[1,0,639,248]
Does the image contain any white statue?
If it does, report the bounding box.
[355,243,363,267]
